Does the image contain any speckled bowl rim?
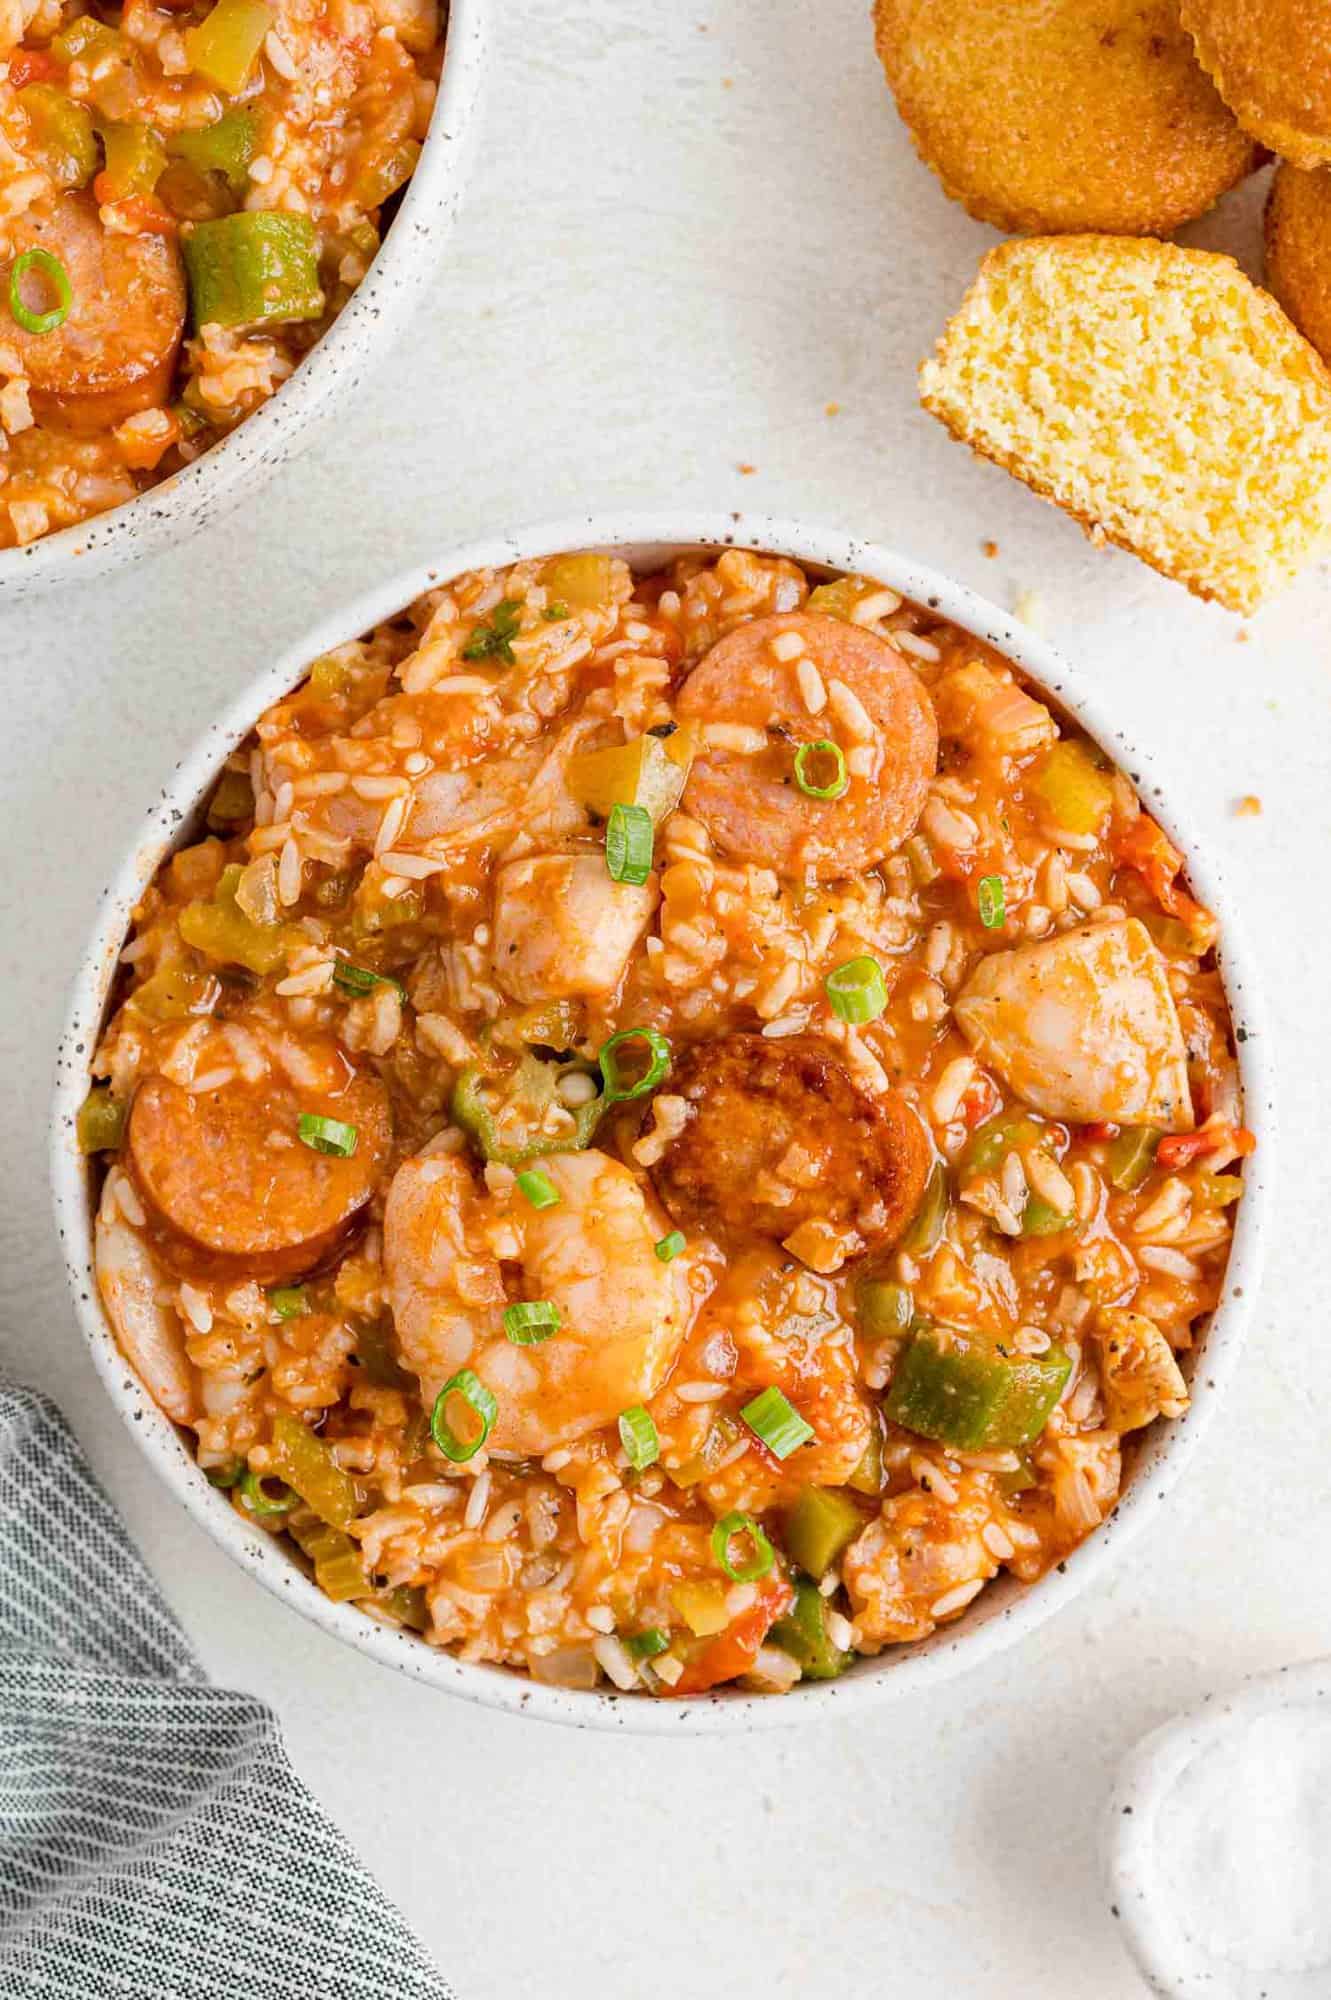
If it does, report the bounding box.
[1103,1655,1331,1995]
[0,0,486,600]
[50,511,1274,1732]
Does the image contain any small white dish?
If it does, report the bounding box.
[1105,1658,1331,1997]
[49,511,1273,1730]
[0,0,486,600]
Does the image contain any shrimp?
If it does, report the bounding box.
[842,1478,1001,1646]
[676,612,938,879]
[954,916,1194,1128]
[383,1146,691,1455]
[1095,1308,1190,1432]
[95,1173,198,1424]
[491,853,659,1003]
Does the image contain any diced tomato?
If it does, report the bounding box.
[1112,811,1213,939]
[8,49,62,86]
[959,1072,1003,1130]
[1156,1125,1256,1170]
[1082,1121,1119,1143]
[664,1574,793,1697]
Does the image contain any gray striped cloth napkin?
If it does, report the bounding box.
[0,1383,453,2000]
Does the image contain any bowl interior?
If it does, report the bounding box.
[50,514,1273,1731]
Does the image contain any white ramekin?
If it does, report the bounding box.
[49,512,1273,1732]
[0,0,486,599]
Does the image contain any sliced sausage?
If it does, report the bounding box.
[127,1053,392,1282]
[676,613,938,880]
[7,194,186,432]
[648,1033,932,1262]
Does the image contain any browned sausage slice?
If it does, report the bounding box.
[676,613,938,880]
[127,1052,392,1283]
[8,194,186,433]
[648,1034,932,1265]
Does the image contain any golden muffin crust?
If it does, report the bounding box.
[1182,0,1331,166]
[1266,161,1331,369]
[873,0,1260,234]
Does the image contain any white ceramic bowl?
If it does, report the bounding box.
[0,0,486,600]
[50,512,1273,1731]
[1104,1658,1331,1997]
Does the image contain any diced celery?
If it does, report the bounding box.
[179,893,289,975]
[784,1486,862,1577]
[885,1328,1071,1451]
[1108,1125,1159,1193]
[128,961,220,1022]
[183,211,323,331]
[771,1577,850,1680]
[567,732,691,828]
[168,110,256,192]
[378,1583,429,1629]
[77,1085,125,1154]
[270,1413,358,1530]
[51,16,122,62]
[542,552,613,609]
[206,767,254,828]
[997,1453,1038,1497]
[1031,741,1113,837]
[96,120,167,200]
[1196,1173,1243,1208]
[183,0,274,94]
[1022,1197,1074,1238]
[806,577,866,623]
[671,1579,729,1638]
[288,1516,367,1601]
[666,1413,742,1490]
[19,85,97,191]
[354,137,420,209]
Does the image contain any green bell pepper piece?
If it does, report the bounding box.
[784,1486,863,1577]
[183,211,323,331]
[76,1085,125,1154]
[885,1328,1071,1451]
[771,1577,851,1681]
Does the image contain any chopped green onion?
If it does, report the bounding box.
[9,247,72,335]
[237,1468,297,1516]
[598,1026,671,1104]
[543,600,570,622]
[793,739,848,800]
[711,1509,775,1582]
[332,959,405,1000]
[654,1230,686,1263]
[618,1405,659,1470]
[978,875,1006,929]
[461,598,522,665]
[825,955,887,1025]
[515,1169,560,1210]
[205,1460,242,1489]
[502,1300,561,1345]
[624,1626,669,1660]
[268,1286,308,1320]
[605,801,654,885]
[430,1369,497,1462]
[297,1112,358,1157]
[741,1385,815,1460]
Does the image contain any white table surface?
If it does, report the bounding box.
[5,4,1330,1995]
